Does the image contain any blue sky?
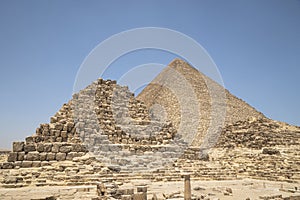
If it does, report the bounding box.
[0,0,299,149]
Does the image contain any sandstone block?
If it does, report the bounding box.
[7,152,18,162]
[46,153,56,161]
[22,161,33,168]
[56,152,66,161]
[13,141,24,152]
[18,152,25,161]
[26,152,40,161]
[24,144,36,152]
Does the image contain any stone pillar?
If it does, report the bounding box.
[137,186,147,200]
[184,174,191,200]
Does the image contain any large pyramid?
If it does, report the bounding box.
[0,59,299,199]
[137,58,265,146]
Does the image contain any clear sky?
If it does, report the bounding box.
[0,0,299,149]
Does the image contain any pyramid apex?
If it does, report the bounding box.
[168,58,188,67]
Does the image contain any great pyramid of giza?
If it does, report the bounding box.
[0,59,299,199]
[137,58,266,147]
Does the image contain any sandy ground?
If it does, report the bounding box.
[121,179,300,200]
[0,179,299,200]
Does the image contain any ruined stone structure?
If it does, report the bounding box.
[0,59,299,200]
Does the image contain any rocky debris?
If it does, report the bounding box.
[262,148,281,155]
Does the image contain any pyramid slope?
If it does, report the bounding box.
[137,59,266,145]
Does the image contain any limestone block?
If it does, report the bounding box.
[13,141,25,152]
[3,176,17,184]
[54,130,61,137]
[14,161,22,168]
[44,143,53,152]
[7,152,18,162]
[24,144,36,152]
[50,136,56,142]
[46,153,56,161]
[25,136,34,144]
[42,129,50,136]
[18,152,25,161]
[72,144,86,152]
[55,123,63,131]
[39,152,47,161]
[60,145,72,153]
[56,137,63,142]
[36,143,44,152]
[26,152,40,161]
[52,143,61,153]
[2,162,14,169]
[50,116,57,123]
[34,136,43,143]
[41,161,50,167]
[66,152,78,160]
[61,131,68,138]
[32,161,41,167]
[132,193,145,200]
[36,127,42,135]
[56,152,66,161]
[22,161,33,168]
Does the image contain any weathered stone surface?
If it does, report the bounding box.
[13,142,24,152]
[66,152,80,160]
[39,152,47,161]
[56,152,66,161]
[262,148,280,155]
[44,143,53,152]
[2,162,14,169]
[36,143,44,152]
[46,153,56,161]
[32,161,41,167]
[26,152,40,161]
[22,161,32,168]
[17,152,25,161]
[72,144,86,152]
[24,144,36,152]
[25,136,34,144]
[60,145,72,153]
[52,143,61,153]
[7,152,18,162]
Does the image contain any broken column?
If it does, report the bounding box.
[184,174,191,200]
